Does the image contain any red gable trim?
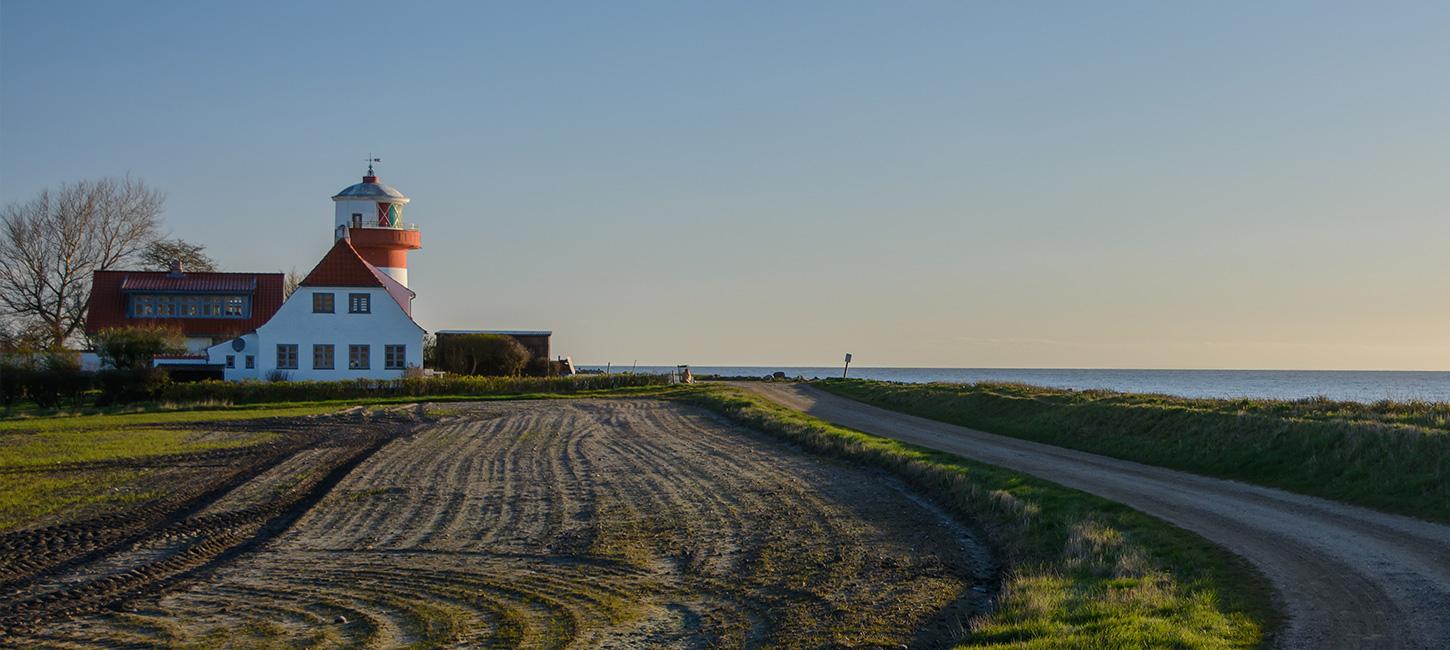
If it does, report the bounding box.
[85,270,285,338]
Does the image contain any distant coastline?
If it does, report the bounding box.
[579,366,1450,403]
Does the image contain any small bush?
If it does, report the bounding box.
[94,324,184,370]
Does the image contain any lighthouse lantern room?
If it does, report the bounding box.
[332,161,422,287]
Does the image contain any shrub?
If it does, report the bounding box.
[96,367,171,405]
[1,358,29,408]
[159,373,670,405]
[94,325,184,370]
[436,333,530,376]
[1,359,32,406]
[20,351,90,408]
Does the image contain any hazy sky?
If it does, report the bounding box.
[3,1,1448,369]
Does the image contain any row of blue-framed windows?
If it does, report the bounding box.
[131,294,247,318]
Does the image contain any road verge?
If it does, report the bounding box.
[682,384,1275,648]
[815,379,1450,522]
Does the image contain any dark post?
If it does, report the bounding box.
[843,353,852,378]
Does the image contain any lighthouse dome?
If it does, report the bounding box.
[332,174,410,203]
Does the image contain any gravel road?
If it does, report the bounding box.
[26,399,991,648]
[738,382,1450,650]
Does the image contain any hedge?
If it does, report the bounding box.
[158,373,672,404]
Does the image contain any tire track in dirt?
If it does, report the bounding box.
[20,400,992,649]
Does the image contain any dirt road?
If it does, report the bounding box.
[738,382,1450,650]
[22,400,991,648]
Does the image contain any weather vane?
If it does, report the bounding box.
[366,154,381,175]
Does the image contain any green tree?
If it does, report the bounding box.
[94,324,184,370]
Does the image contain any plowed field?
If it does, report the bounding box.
[9,400,991,648]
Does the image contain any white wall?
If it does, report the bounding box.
[208,285,423,381]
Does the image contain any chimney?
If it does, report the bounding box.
[168,259,184,276]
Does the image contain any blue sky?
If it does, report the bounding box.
[4,1,1449,368]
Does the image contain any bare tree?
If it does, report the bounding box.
[0,177,165,347]
[141,238,217,272]
[282,267,304,299]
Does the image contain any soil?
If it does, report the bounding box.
[0,407,422,643]
[739,382,1450,650]
[5,400,992,648]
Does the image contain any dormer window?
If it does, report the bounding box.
[129,294,248,319]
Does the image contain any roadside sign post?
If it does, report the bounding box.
[843,353,852,378]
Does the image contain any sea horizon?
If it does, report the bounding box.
[578,365,1450,403]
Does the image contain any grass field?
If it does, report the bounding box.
[0,411,288,530]
[682,385,1275,649]
[0,383,692,533]
[813,380,1450,523]
[4,383,1277,646]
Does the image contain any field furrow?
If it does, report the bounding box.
[18,399,990,648]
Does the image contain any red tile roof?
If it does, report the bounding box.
[121,275,257,292]
[300,238,391,287]
[86,270,285,338]
[300,238,415,316]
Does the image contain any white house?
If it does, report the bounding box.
[207,237,424,381]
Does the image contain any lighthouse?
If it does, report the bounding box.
[331,163,422,287]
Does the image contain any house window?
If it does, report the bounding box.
[276,344,299,369]
[348,344,370,369]
[348,293,370,313]
[313,344,335,370]
[385,344,406,369]
[245,355,255,369]
[313,292,334,313]
[131,294,248,319]
[225,355,235,368]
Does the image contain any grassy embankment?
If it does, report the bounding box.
[681,385,1274,649]
[815,380,1450,523]
[0,375,678,531]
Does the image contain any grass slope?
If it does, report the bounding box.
[681,385,1274,649]
[816,380,1450,523]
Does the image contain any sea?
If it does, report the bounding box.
[577,366,1450,403]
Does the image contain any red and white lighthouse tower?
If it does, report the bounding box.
[331,163,422,287]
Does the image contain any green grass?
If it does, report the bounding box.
[1,384,690,433]
[815,379,1450,523]
[0,470,159,530]
[679,385,1274,649]
[0,410,285,531]
[0,428,277,469]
